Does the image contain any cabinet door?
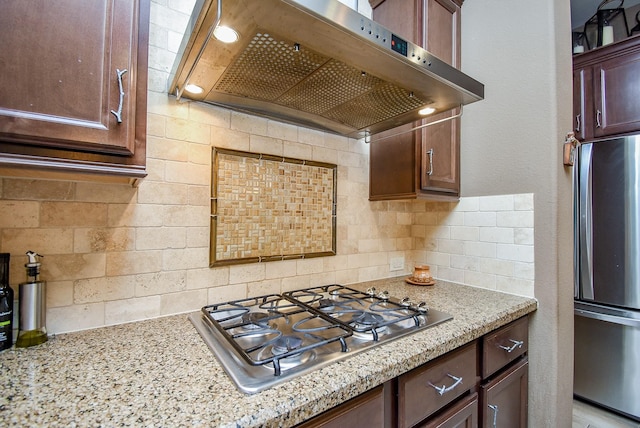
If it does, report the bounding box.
[480,358,528,428]
[420,114,459,194]
[420,0,460,194]
[0,0,140,156]
[593,47,640,138]
[370,0,421,43]
[370,128,419,200]
[296,385,386,428]
[572,67,592,141]
[419,393,478,428]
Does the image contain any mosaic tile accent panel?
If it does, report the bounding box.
[211,148,337,266]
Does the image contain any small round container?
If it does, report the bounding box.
[413,265,432,283]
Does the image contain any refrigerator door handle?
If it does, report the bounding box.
[573,144,580,299]
[575,307,640,328]
[578,144,594,300]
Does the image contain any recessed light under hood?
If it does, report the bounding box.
[169,0,484,138]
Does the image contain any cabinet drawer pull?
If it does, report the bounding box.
[427,148,434,176]
[428,374,462,396]
[498,339,523,353]
[488,404,499,428]
[575,113,581,133]
[110,68,128,123]
[596,109,602,128]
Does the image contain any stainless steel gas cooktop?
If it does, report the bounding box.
[189,284,452,394]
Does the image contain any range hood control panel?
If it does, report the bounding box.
[391,34,408,56]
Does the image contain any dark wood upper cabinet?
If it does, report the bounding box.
[0,0,149,184]
[594,47,640,137]
[369,0,462,200]
[573,35,640,141]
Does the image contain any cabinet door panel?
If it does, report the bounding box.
[420,392,478,428]
[421,114,459,194]
[573,68,592,141]
[424,0,459,61]
[420,0,460,194]
[296,385,385,428]
[371,0,421,44]
[594,49,640,137]
[0,0,138,156]
[370,127,418,200]
[481,358,528,428]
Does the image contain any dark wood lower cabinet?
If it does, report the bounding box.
[480,358,528,428]
[297,316,529,428]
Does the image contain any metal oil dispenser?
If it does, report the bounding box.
[16,251,47,347]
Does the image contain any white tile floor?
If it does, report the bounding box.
[573,400,640,428]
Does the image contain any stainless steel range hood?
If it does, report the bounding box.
[169,0,484,138]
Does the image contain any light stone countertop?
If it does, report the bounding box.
[0,278,537,427]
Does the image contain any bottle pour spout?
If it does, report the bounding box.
[25,250,42,265]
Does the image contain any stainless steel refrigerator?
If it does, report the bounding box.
[574,134,640,421]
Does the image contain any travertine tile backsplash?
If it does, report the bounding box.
[416,194,534,296]
[0,0,534,334]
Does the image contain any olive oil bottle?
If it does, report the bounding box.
[0,253,13,351]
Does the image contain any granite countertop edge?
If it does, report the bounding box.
[0,277,537,428]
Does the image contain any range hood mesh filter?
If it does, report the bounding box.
[214,32,329,101]
[278,60,381,115]
[324,82,426,129]
[213,31,426,130]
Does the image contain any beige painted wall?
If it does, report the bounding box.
[460,0,574,426]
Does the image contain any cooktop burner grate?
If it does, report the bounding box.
[285,285,425,341]
[201,294,351,376]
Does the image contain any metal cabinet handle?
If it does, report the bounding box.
[498,339,523,353]
[596,109,602,128]
[575,114,581,133]
[488,404,499,428]
[110,68,128,123]
[428,374,462,396]
[427,148,434,176]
